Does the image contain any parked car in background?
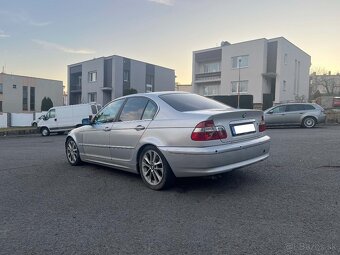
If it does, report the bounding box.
[264,103,326,128]
[38,103,101,136]
[333,97,340,108]
[65,92,270,190]
[31,115,44,127]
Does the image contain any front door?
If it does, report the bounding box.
[82,99,125,163]
[42,109,58,130]
[265,105,288,125]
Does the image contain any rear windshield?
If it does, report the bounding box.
[159,93,231,112]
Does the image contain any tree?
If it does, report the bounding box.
[41,97,54,111]
[123,88,138,96]
[310,67,340,96]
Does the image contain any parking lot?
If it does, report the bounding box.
[0,126,339,255]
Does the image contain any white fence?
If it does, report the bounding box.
[0,112,46,128]
[0,113,7,128]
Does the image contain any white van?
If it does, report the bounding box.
[38,103,101,136]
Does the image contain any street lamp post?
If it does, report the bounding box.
[237,58,241,108]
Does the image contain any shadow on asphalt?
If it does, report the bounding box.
[78,161,258,193]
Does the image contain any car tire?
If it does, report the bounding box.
[139,145,175,190]
[65,138,82,166]
[302,117,316,128]
[41,127,50,136]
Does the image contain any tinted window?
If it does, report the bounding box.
[285,104,305,112]
[272,106,285,113]
[304,104,315,110]
[159,93,230,112]
[95,99,124,123]
[119,97,149,121]
[91,105,97,114]
[142,101,157,120]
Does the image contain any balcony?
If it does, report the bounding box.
[101,86,112,91]
[195,72,221,83]
[69,85,82,93]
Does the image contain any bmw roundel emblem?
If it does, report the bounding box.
[242,113,247,118]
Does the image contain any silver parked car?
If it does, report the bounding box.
[65,92,270,190]
[264,103,326,128]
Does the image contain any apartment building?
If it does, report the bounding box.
[0,72,63,113]
[192,37,311,109]
[68,55,175,106]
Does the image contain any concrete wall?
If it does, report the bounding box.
[0,73,63,113]
[274,37,311,103]
[11,113,34,127]
[221,39,267,104]
[130,59,147,93]
[0,113,7,128]
[154,66,175,92]
[80,58,105,104]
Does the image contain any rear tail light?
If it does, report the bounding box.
[259,115,266,132]
[191,120,227,141]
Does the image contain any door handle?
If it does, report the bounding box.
[104,126,111,132]
[135,125,145,131]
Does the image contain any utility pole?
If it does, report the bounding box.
[237,58,241,108]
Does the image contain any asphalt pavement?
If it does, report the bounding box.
[0,126,339,255]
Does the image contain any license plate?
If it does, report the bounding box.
[231,123,256,136]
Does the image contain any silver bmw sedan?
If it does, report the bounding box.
[65,92,270,190]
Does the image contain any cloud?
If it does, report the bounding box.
[0,30,10,38]
[148,0,174,6]
[32,39,96,55]
[0,10,50,27]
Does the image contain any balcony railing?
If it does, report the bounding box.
[70,85,82,92]
[195,71,221,83]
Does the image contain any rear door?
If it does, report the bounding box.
[284,104,305,124]
[109,97,157,165]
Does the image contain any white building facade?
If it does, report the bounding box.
[68,55,175,106]
[192,37,311,109]
[0,72,63,113]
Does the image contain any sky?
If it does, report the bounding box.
[0,0,340,89]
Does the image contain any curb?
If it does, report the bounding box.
[0,128,39,137]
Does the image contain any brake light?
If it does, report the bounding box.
[259,115,266,132]
[191,120,227,141]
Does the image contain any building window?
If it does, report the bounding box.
[203,85,219,96]
[13,84,17,89]
[284,54,288,65]
[283,80,287,92]
[30,87,35,111]
[0,83,3,94]
[88,71,97,82]
[123,70,130,82]
[200,62,221,73]
[0,101,2,112]
[23,86,28,111]
[232,55,249,68]
[146,84,153,93]
[231,80,248,93]
[88,92,97,103]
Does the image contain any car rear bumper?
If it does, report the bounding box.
[159,135,270,177]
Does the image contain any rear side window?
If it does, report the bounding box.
[303,104,315,110]
[285,104,305,112]
[142,101,157,120]
[159,93,230,112]
[272,106,285,113]
[119,97,149,121]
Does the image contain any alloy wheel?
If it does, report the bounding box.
[141,150,164,186]
[66,139,79,164]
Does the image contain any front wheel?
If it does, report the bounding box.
[41,127,50,136]
[302,117,316,128]
[139,146,175,190]
[66,138,82,166]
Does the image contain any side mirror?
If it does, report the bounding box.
[267,110,274,114]
[82,118,92,125]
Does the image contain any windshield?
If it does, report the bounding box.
[159,93,231,112]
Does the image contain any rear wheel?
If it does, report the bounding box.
[66,138,81,166]
[139,145,175,190]
[302,117,316,128]
[41,127,50,136]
